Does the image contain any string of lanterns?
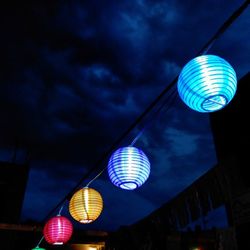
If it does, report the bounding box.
[33,3,250,247]
[32,52,238,249]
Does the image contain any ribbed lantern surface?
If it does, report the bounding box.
[108,146,150,190]
[69,187,103,224]
[43,215,73,245]
[177,54,237,112]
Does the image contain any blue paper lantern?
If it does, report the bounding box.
[177,54,237,112]
[108,146,150,190]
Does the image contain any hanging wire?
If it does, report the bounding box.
[58,204,64,216]
[42,0,250,223]
[86,166,107,187]
[130,87,178,146]
[35,235,44,248]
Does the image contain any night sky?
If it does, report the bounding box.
[1,1,249,232]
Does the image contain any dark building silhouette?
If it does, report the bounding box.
[210,72,250,250]
[0,160,30,249]
[0,161,29,223]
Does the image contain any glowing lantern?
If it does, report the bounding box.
[69,187,103,223]
[177,54,237,112]
[108,146,150,190]
[32,248,46,250]
[43,215,73,245]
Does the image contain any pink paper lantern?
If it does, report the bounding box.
[43,215,73,245]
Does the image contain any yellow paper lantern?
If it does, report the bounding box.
[69,187,103,223]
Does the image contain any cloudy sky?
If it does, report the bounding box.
[1,1,249,231]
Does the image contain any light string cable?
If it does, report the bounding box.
[58,204,65,215]
[197,0,249,56]
[35,235,44,249]
[85,166,106,187]
[42,0,249,223]
[130,86,179,146]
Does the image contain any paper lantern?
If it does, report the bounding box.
[177,54,237,112]
[108,146,150,190]
[69,187,103,223]
[43,215,73,245]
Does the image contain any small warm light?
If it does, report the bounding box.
[177,54,237,112]
[69,187,103,223]
[43,215,73,245]
[190,247,203,250]
[70,243,105,250]
[108,146,150,190]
